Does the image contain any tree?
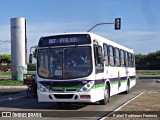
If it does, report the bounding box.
[135,54,146,70]
[135,50,160,70]
[33,49,37,59]
[0,54,11,65]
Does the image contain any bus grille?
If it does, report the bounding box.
[53,94,74,99]
[52,88,78,92]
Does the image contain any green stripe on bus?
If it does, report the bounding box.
[130,78,136,81]
[53,86,82,89]
[92,85,96,89]
[121,80,127,83]
[111,81,118,85]
[96,84,105,88]
[91,84,104,89]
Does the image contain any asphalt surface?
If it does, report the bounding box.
[0,78,160,120]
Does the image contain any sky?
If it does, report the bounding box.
[0,0,160,55]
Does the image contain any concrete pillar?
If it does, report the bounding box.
[11,18,27,80]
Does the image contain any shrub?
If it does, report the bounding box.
[27,63,36,71]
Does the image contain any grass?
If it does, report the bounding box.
[0,71,35,86]
[0,71,11,76]
[0,80,24,86]
[0,71,35,76]
[26,71,35,74]
[136,70,160,76]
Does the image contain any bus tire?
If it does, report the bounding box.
[27,86,35,98]
[124,80,130,94]
[27,85,37,98]
[99,84,109,105]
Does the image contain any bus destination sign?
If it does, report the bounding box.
[38,34,91,47]
[49,37,79,44]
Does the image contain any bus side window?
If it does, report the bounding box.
[108,45,115,66]
[128,53,132,67]
[131,54,135,67]
[94,44,104,73]
[133,55,136,67]
[103,44,109,66]
[115,48,120,67]
[125,51,129,67]
[120,49,125,67]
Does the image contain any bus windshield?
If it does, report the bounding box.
[37,46,92,79]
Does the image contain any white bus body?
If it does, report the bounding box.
[36,32,136,104]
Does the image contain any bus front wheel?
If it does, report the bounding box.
[99,84,109,105]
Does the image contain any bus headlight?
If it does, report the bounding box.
[37,82,49,92]
[79,81,95,92]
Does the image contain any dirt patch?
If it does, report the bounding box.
[106,91,160,120]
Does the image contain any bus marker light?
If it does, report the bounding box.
[87,84,90,87]
[80,95,91,99]
[82,87,87,91]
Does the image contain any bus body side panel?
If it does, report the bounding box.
[105,67,136,96]
[116,67,136,93]
[128,68,136,89]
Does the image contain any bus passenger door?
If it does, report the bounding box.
[94,45,104,83]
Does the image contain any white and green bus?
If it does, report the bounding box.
[33,32,136,105]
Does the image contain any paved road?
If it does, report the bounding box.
[0,79,160,120]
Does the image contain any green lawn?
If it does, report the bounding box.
[0,71,35,86]
[136,70,160,76]
[0,80,24,86]
[0,71,11,76]
[0,71,35,76]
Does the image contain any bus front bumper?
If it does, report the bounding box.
[37,89,104,103]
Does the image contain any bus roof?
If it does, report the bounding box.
[39,32,134,53]
[88,32,134,53]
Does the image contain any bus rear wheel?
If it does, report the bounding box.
[124,80,130,94]
[99,84,109,105]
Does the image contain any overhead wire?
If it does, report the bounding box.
[0,40,11,52]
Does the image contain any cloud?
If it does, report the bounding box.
[0,26,10,40]
[0,22,160,56]
[124,31,159,36]
[27,22,89,41]
[0,21,90,55]
[90,30,160,54]
[0,25,11,54]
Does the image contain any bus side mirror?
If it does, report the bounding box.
[115,18,121,30]
[29,54,33,63]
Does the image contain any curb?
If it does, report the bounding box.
[0,95,27,102]
[0,86,28,89]
[138,76,160,79]
[0,86,28,102]
[0,88,28,102]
